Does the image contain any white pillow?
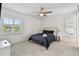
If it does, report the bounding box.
[42,34,47,37]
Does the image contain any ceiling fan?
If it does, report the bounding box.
[33,7,52,16]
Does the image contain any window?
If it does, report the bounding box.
[64,18,74,35]
[3,17,22,33]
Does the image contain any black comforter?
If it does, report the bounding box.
[28,33,56,49]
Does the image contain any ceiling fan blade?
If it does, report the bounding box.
[45,11,52,13]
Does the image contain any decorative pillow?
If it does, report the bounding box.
[42,34,47,37]
[43,30,54,34]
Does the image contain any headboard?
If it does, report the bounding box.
[42,26,60,35]
[43,27,55,31]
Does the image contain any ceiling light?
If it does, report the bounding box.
[40,13,44,16]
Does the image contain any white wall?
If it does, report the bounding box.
[0,7,41,44]
[76,12,79,44]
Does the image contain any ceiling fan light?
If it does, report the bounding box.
[40,13,44,16]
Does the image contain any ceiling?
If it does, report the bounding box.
[2,3,79,16]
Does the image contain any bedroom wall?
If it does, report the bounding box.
[0,7,41,44]
[42,11,77,43]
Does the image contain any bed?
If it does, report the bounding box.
[28,30,57,49]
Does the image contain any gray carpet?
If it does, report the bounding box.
[11,41,79,56]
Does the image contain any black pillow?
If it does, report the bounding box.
[43,30,54,34]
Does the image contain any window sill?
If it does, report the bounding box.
[0,32,23,35]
